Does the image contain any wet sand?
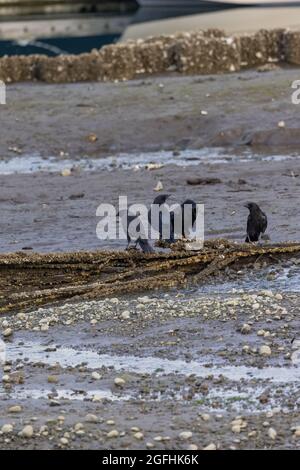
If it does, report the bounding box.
[1,68,300,158]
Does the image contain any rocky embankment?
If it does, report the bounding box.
[1,29,300,83]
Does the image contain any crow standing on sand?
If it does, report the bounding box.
[244,202,268,243]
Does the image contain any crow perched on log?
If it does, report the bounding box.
[117,210,139,249]
[148,194,170,240]
[117,211,154,253]
[169,199,198,242]
[244,202,268,243]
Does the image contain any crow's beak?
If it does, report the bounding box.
[244,203,250,209]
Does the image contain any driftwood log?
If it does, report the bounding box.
[0,239,299,314]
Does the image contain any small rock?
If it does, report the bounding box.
[294,426,300,437]
[1,424,13,434]
[47,375,59,384]
[87,133,98,143]
[203,443,217,450]
[121,311,131,320]
[114,377,126,387]
[61,168,71,177]
[8,405,22,413]
[85,414,98,423]
[188,444,198,450]
[134,432,144,440]
[241,323,252,334]
[179,431,193,440]
[2,328,13,338]
[259,345,272,356]
[107,429,119,438]
[20,425,34,438]
[268,428,277,440]
[154,181,163,192]
[91,372,102,381]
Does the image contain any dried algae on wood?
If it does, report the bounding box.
[0,240,299,314]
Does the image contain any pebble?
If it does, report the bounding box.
[268,428,277,440]
[294,426,300,437]
[60,437,69,446]
[259,345,272,356]
[179,431,193,440]
[1,424,13,434]
[154,181,163,192]
[47,375,59,384]
[201,413,210,422]
[8,405,22,413]
[187,444,198,450]
[61,168,71,177]
[114,377,126,387]
[121,311,131,320]
[107,429,119,438]
[85,414,98,423]
[74,423,84,431]
[2,328,13,338]
[134,432,144,440]
[20,425,34,438]
[91,372,102,380]
[203,443,217,450]
[241,323,251,334]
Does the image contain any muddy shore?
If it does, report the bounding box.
[0,69,300,251]
[0,70,299,450]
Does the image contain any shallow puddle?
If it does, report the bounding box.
[6,341,300,383]
[196,266,300,295]
[0,149,300,174]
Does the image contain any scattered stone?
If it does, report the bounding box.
[2,328,13,338]
[241,323,252,334]
[61,168,71,177]
[114,377,126,387]
[91,372,102,380]
[154,181,163,192]
[85,414,98,423]
[8,405,22,413]
[259,345,272,356]
[20,425,34,438]
[268,428,277,440]
[107,429,119,438]
[47,375,59,384]
[1,424,13,434]
[179,431,193,440]
[203,443,217,450]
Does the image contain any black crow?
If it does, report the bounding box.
[169,199,198,242]
[148,194,170,240]
[117,210,139,249]
[117,211,154,253]
[181,199,198,238]
[136,238,154,254]
[244,202,268,243]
